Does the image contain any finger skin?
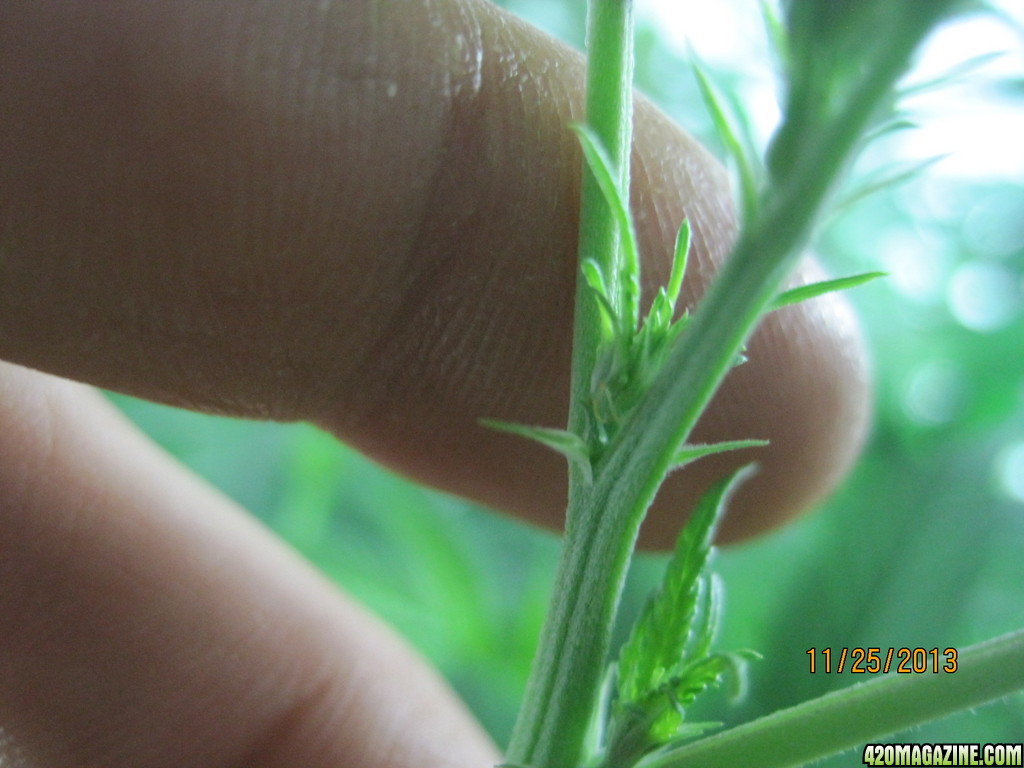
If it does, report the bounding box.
[0,361,499,767]
[0,0,870,543]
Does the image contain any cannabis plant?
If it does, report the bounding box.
[490,2,1024,767]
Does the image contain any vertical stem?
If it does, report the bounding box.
[567,0,635,447]
[506,2,634,766]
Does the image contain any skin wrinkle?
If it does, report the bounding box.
[217,3,349,418]
[232,673,338,768]
[76,1,399,421]
[324,1,495,425]
[357,16,539,408]
[324,3,867,544]
[301,1,468,421]
[443,21,544,413]
[0,0,868,547]
[484,13,582,421]
[349,5,549,428]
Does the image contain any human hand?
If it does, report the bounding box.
[0,1,869,765]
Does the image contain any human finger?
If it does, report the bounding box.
[0,361,499,768]
[0,0,869,543]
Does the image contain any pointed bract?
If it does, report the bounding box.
[667,220,692,312]
[672,440,768,471]
[572,123,641,328]
[480,419,593,484]
[771,271,885,311]
[836,156,947,212]
[690,57,761,223]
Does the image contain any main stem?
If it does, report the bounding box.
[568,0,636,447]
[505,1,635,766]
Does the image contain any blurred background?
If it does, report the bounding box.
[110,0,1024,762]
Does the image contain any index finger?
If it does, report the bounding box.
[0,0,869,544]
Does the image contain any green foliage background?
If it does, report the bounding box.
[112,1,1023,763]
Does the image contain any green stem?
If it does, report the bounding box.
[645,628,1024,768]
[505,3,635,766]
[504,468,652,767]
[580,0,636,326]
[506,5,962,768]
[567,0,637,449]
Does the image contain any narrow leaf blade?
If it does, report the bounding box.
[836,155,947,211]
[582,257,611,299]
[480,419,592,483]
[582,258,620,339]
[901,50,1005,98]
[667,219,692,311]
[771,272,886,311]
[690,58,760,221]
[571,123,642,326]
[673,440,768,470]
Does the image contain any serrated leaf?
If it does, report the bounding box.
[616,467,752,706]
[662,655,730,715]
[770,271,886,311]
[600,471,761,768]
[571,123,641,326]
[480,419,592,484]
[672,440,768,471]
[608,647,757,766]
[675,647,759,706]
[687,573,722,665]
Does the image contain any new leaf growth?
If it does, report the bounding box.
[596,468,759,768]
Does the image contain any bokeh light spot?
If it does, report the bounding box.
[947,260,1020,332]
[903,360,967,425]
[996,441,1024,503]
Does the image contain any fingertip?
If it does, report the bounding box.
[645,264,873,546]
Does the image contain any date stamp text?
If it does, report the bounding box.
[806,647,958,674]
